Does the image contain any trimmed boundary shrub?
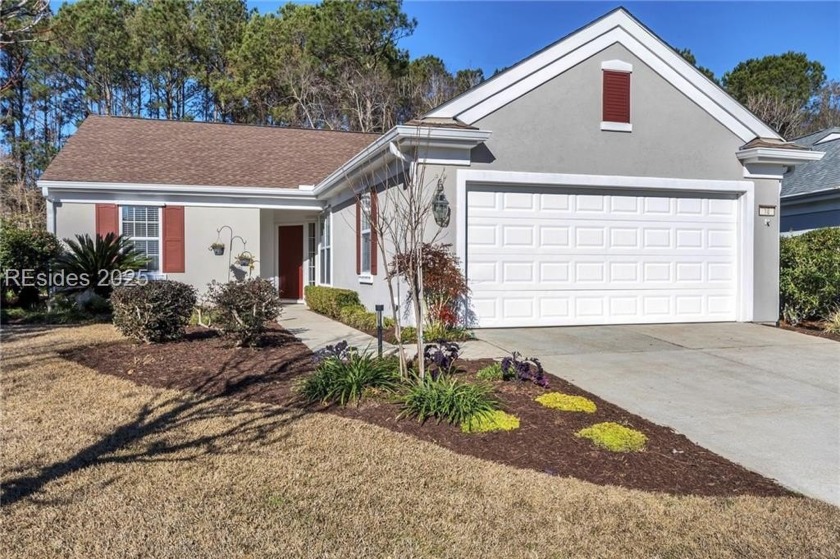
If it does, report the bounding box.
[305,285,393,332]
[535,392,597,413]
[112,280,196,343]
[576,422,647,453]
[780,228,840,324]
[304,286,361,319]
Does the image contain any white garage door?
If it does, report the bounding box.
[466,186,740,327]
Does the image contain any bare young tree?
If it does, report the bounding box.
[745,93,808,139]
[343,128,447,379]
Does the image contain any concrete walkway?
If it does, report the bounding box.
[279,304,387,352]
[279,304,503,359]
[477,323,840,506]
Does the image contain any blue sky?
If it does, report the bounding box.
[248,1,840,81]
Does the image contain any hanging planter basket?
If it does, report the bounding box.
[210,243,225,256]
[236,253,254,267]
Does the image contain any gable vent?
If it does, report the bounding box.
[603,70,630,124]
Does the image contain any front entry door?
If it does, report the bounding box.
[278,225,303,299]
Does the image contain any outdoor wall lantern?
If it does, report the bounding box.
[432,178,451,228]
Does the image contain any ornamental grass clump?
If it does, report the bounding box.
[461,410,520,433]
[476,362,503,381]
[300,345,401,407]
[576,422,647,453]
[398,375,497,425]
[535,392,597,413]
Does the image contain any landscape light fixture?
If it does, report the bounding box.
[432,178,451,227]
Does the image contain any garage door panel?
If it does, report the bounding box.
[467,186,739,327]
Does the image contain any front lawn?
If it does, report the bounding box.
[3,324,839,558]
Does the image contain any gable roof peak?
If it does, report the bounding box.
[425,7,780,142]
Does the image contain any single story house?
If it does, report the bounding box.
[780,127,840,233]
[40,8,823,327]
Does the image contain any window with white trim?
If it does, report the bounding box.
[360,194,372,275]
[307,222,316,286]
[121,206,161,272]
[319,213,331,285]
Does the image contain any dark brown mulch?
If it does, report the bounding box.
[776,320,840,342]
[61,326,793,498]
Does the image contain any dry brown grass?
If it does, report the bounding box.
[2,324,839,558]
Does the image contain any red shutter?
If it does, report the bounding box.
[370,189,378,276]
[162,206,185,273]
[602,70,630,123]
[355,199,361,275]
[95,204,118,238]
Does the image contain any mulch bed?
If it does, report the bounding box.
[776,320,840,343]
[61,325,793,498]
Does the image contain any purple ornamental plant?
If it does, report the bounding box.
[423,340,461,379]
[500,352,549,388]
[314,340,354,364]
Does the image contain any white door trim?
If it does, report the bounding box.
[455,169,755,323]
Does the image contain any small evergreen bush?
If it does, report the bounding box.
[398,376,497,425]
[461,410,520,433]
[304,285,361,318]
[535,392,597,413]
[576,422,647,453]
[0,225,63,308]
[780,228,840,323]
[206,278,282,346]
[111,280,196,343]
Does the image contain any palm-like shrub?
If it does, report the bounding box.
[54,233,149,297]
[300,348,401,406]
[398,375,497,425]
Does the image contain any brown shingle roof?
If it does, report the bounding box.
[41,116,380,188]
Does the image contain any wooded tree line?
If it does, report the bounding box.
[1,0,483,228]
[2,0,838,230]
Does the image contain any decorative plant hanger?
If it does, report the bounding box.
[210,225,252,280]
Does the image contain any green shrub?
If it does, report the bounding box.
[111,280,197,343]
[399,324,473,343]
[206,278,282,346]
[823,308,840,335]
[576,422,647,453]
[476,362,503,381]
[780,228,840,323]
[461,410,520,433]
[398,376,497,425]
[304,285,361,318]
[535,392,597,413]
[54,233,149,298]
[0,225,63,308]
[300,349,401,406]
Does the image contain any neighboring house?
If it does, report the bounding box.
[40,8,822,328]
[780,127,840,233]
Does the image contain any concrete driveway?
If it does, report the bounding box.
[477,323,840,506]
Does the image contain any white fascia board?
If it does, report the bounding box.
[39,180,317,198]
[312,125,490,199]
[815,133,840,145]
[427,9,780,141]
[736,148,825,166]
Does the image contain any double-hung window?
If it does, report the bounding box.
[121,206,161,272]
[360,194,372,276]
[319,213,331,285]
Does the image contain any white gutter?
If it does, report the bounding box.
[39,180,318,198]
[736,147,824,166]
[781,185,840,201]
[312,124,491,199]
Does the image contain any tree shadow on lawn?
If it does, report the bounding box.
[2,339,311,508]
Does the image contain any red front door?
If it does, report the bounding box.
[278,225,303,299]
